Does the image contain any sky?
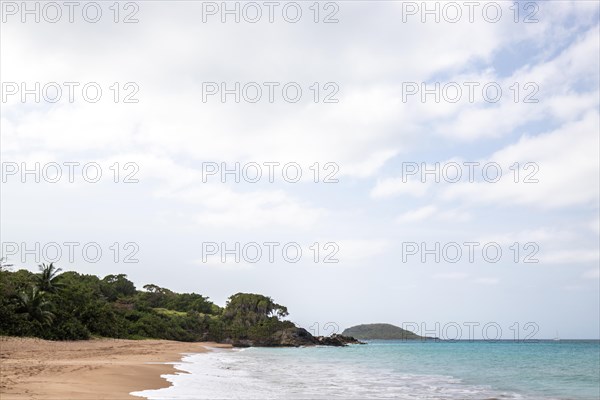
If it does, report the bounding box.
[1,0,599,339]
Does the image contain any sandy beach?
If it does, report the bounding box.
[0,336,229,400]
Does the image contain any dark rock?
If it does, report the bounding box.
[224,328,366,348]
[315,333,366,346]
[316,335,345,346]
[334,333,366,345]
[232,339,254,348]
[265,327,320,347]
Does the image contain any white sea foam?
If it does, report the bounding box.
[131,346,530,400]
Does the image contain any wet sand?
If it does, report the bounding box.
[0,336,230,399]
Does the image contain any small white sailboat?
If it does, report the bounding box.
[553,331,560,341]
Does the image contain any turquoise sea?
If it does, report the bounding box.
[133,340,600,399]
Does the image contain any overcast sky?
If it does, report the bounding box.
[1,1,599,339]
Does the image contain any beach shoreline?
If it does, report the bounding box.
[0,336,230,400]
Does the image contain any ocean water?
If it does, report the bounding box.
[132,340,600,400]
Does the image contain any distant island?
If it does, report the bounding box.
[343,323,429,340]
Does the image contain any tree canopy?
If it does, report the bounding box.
[0,265,292,343]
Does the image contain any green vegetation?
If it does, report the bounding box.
[0,262,293,342]
[342,323,426,340]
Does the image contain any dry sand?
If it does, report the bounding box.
[0,336,230,400]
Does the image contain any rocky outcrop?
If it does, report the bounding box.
[269,327,320,346]
[227,328,365,348]
[315,333,365,346]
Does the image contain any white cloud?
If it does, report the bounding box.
[476,227,598,266]
[396,205,471,223]
[541,250,600,265]
[472,277,499,285]
[433,25,600,141]
[433,272,469,280]
[335,239,389,264]
[396,206,438,223]
[5,4,596,180]
[192,258,254,271]
[190,189,325,230]
[442,112,600,209]
[583,269,600,279]
[371,178,431,199]
[478,228,576,247]
[589,217,600,235]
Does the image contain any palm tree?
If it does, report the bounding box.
[36,263,64,293]
[0,257,13,271]
[16,287,55,325]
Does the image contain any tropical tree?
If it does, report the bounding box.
[223,293,288,326]
[101,274,136,301]
[0,257,14,271]
[16,287,54,325]
[35,263,64,293]
[221,293,290,340]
